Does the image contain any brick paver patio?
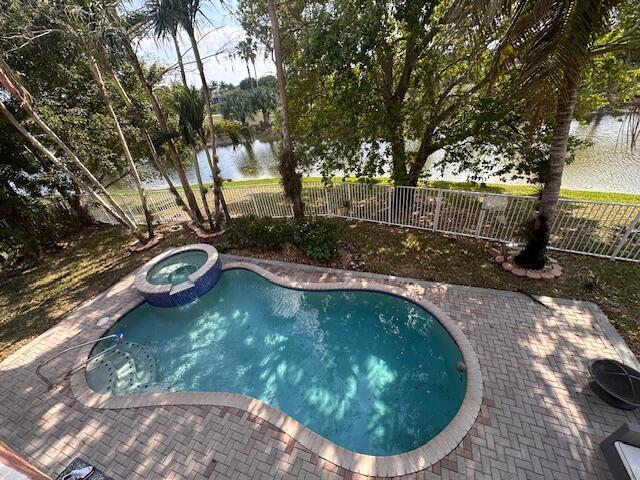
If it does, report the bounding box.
[1,255,639,479]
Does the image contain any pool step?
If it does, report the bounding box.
[85,342,158,395]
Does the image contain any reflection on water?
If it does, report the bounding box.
[144,139,281,188]
[143,115,640,193]
[425,115,640,193]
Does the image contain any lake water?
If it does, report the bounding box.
[143,115,640,194]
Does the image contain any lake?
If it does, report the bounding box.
[143,115,640,194]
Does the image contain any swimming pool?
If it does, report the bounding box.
[87,267,468,456]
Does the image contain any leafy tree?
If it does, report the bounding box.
[0,3,144,238]
[241,0,497,188]
[220,88,255,125]
[109,7,205,227]
[146,0,189,87]
[251,84,278,128]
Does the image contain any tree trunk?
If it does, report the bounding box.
[246,62,254,88]
[121,38,204,227]
[172,32,189,88]
[187,29,224,229]
[0,99,143,238]
[261,109,270,129]
[252,60,259,88]
[266,0,305,219]
[383,96,410,186]
[89,57,154,241]
[515,73,579,270]
[407,131,437,187]
[189,144,215,230]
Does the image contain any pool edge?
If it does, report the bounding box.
[70,258,483,477]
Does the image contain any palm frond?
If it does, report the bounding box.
[169,84,205,147]
[493,0,623,110]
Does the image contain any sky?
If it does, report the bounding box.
[131,0,275,86]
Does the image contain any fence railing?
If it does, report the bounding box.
[85,182,640,262]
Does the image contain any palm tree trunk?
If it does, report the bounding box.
[198,132,232,224]
[189,145,215,230]
[515,73,579,269]
[172,31,189,88]
[89,57,154,241]
[0,99,143,238]
[106,62,202,227]
[266,0,304,219]
[252,60,259,88]
[120,38,204,227]
[187,29,224,229]
[246,62,253,88]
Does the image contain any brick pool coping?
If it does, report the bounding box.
[70,258,483,477]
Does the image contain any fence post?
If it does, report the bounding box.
[475,195,487,238]
[433,190,443,231]
[324,186,332,216]
[610,209,640,260]
[251,192,260,216]
[387,187,393,224]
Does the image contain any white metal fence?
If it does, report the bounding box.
[86,182,640,262]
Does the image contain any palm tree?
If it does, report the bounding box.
[108,6,205,227]
[60,2,155,241]
[88,55,155,240]
[487,0,626,268]
[234,37,258,89]
[101,59,202,228]
[168,0,225,228]
[171,85,215,230]
[146,0,188,87]
[265,0,304,219]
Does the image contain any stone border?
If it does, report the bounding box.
[70,258,483,477]
[134,243,220,307]
[488,247,562,280]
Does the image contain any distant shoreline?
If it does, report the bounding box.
[210,131,280,148]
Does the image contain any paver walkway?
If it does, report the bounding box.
[1,255,639,479]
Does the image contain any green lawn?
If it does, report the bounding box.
[112,177,640,204]
[1,221,638,365]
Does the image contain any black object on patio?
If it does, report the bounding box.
[56,458,113,480]
[589,359,640,411]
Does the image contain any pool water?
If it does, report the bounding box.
[146,251,208,286]
[91,268,466,456]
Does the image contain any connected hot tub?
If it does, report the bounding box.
[134,244,221,307]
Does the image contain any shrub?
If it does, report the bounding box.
[293,218,341,261]
[226,215,294,250]
[225,215,341,261]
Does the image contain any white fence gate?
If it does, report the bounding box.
[85,182,640,262]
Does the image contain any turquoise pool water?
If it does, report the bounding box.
[91,268,466,455]
[146,250,207,286]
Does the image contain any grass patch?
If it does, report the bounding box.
[1,220,638,364]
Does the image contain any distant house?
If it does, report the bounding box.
[210,86,221,105]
